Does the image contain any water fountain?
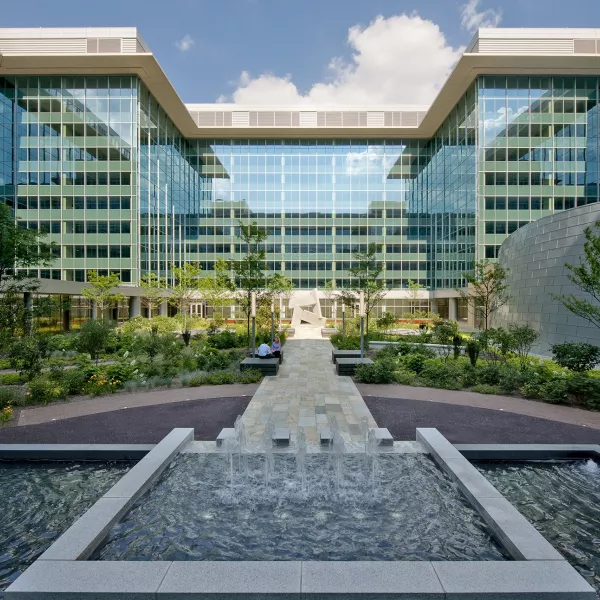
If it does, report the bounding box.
[296,427,307,493]
[263,421,275,487]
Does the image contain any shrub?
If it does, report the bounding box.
[508,324,539,368]
[497,367,523,394]
[207,330,245,349]
[551,342,600,373]
[205,371,236,385]
[471,384,501,395]
[61,369,89,396]
[27,376,67,404]
[0,373,23,385]
[76,319,113,363]
[431,320,459,345]
[376,312,397,333]
[465,339,480,367]
[393,369,416,385]
[419,359,464,390]
[566,373,600,408]
[236,369,263,384]
[46,333,78,353]
[0,386,25,409]
[0,406,13,424]
[539,378,569,404]
[330,334,368,351]
[354,358,397,384]
[400,353,427,374]
[476,363,502,385]
[9,336,49,381]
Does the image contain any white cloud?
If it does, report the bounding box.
[175,34,195,53]
[220,13,464,106]
[460,0,502,33]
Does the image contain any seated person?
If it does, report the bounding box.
[271,336,281,358]
[257,342,274,359]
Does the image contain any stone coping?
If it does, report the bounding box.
[37,428,193,561]
[0,444,154,460]
[5,429,597,599]
[455,443,600,460]
[6,560,595,599]
[417,428,565,562]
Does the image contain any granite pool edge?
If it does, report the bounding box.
[5,427,597,599]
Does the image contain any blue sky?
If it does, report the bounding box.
[2,0,599,105]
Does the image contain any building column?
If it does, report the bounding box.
[90,300,98,320]
[62,298,71,332]
[159,301,168,317]
[430,298,438,315]
[128,296,141,319]
[449,297,458,321]
[466,304,476,329]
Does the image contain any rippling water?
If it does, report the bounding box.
[95,453,507,562]
[478,460,600,597]
[0,461,131,597]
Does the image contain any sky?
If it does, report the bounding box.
[2,0,599,106]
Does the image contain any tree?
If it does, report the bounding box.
[0,204,55,340]
[457,260,509,330]
[552,342,600,373]
[82,271,125,321]
[76,319,113,364]
[339,243,386,334]
[139,273,165,319]
[168,262,203,346]
[508,323,539,368]
[198,258,235,325]
[553,221,600,329]
[231,220,270,347]
[406,279,424,323]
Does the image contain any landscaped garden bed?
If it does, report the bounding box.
[0,320,287,424]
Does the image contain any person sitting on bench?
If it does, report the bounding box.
[271,336,281,359]
[257,342,274,359]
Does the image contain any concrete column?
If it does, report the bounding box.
[159,301,168,317]
[466,304,476,329]
[90,300,98,320]
[430,298,438,315]
[128,296,141,319]
[23,292,33,334]
[449,297,458,321]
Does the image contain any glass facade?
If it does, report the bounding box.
[478,75,600,259]
[1,73,598,292]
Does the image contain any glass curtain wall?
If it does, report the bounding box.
[187,139,434,290]
[478,75,600,260]
[0,75,137,283]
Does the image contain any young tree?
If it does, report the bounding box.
[0,204,55,340]
[553,221,600,329]
[82,271,125,321]
[198,258,235,325]
[339,243,386,334]
[231,220,270,347]
[139,273,165,319]
[168,262,203,345]
[406,279,424,323]
[457,260,509,330]
[508,323,539,368]
[76,319,113,364]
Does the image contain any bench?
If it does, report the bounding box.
[321,328,338,337]
[335,358,373,376]
[240,358,279,376]
[331,349,362,363]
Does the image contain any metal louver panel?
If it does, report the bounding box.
[232,111,250,126]
[0,38,88,53]
[367,112,384,127]
[299,112,317,127]
[194,112,216,126]
[401,112,419,127]
[87,39,98,53]
[121,39,137,53]
[573,39,598,54]
[223,112,232,126]
[98,38,122,53]
[257,112,274,126]
[342,112,359,126]
[274,112,292,126]
[325,112,342,126]
[478,38,574,54]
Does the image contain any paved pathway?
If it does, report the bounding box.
[16,383,260,426]
[357,383,600,431]
[241,339,377,444]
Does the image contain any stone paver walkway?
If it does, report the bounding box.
[241,339,377,444]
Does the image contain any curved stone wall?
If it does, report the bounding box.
[493,204,600,356]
